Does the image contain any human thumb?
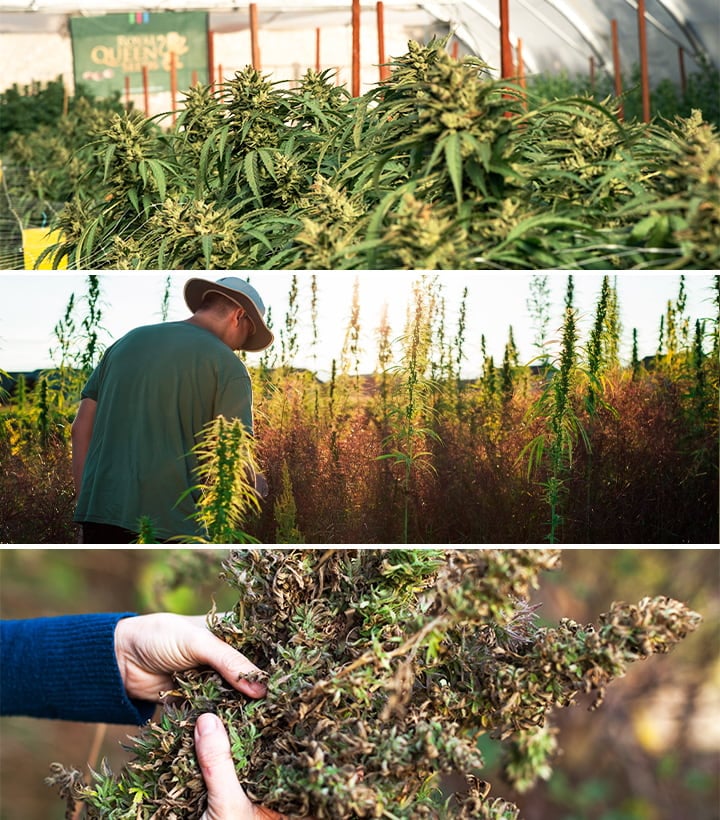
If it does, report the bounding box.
[196,713,254,820]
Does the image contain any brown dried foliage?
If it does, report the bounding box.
[54,549,702,820]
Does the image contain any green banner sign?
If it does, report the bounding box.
[70,11,208,99]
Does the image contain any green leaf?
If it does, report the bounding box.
[257,148,276,179]
[201,234,213,268]
[443,132,463,205]
[127,188,139,213]
[244,151,262,204]
[145,158,167,200]
[102,143,117,182]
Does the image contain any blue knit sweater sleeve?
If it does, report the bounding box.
[0,614,156,725]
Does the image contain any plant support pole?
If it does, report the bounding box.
[637,0,651,122]
[517,38,525,88]
[352,0,361,95]
[316,28,321,72]
[499,0,513,78]
[142,65,149,116]
[250,3,261,70]
[208,30,215,88]
[611,19,624,120]
[170,50,177,125]
[377,2,388,82]
[678,46,687,96]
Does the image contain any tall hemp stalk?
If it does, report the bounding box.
[375,303,394,429]
[273,461,305,544]
[378,278,441,542]
[582,275,620,540]
[453,287,468,418]
[521,276,589,543]
[340,276,362,389]
[42,275,107,430]
[527,274,551,368]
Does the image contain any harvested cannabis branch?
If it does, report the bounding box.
[50,550,701,819]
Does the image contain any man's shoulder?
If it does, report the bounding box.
[118,321,221,348]
[124,321,190,338]
[111,322,247,372]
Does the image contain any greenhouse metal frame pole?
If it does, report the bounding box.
[637,0,651,122]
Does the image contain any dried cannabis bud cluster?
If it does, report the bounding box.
[52,550,701,819]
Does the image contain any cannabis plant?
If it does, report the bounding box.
[21,37,720,270]
[50,549,701,819]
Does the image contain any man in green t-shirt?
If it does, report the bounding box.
[72,276,274,544]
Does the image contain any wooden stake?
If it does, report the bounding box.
[451,39,459,60]
[208,30,215,89]
[499,0,513,78]
[192,69,198,87]
[250,3,261,70]
[376,2,388,82]
[142,65,150,116]
[218,64,223,85]
[352,0,360,96]
[124,75,131,111]
[170,50,177,124]
[72,724,108,820]
[589,55,595,91]
[517,38,527,110]
[316,27,321,72]
[611,18,624,120]
[637,0,651,122]
[517,38,526,89]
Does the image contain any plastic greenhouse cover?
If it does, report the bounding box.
[0,0,717,82]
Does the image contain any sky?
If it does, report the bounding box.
[0,271,716,380]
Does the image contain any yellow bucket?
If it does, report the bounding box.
[22,227,67,270]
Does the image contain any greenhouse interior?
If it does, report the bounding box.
[0,0,719,269]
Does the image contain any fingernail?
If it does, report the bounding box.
[196,713,221,736]
[245,680,267,696]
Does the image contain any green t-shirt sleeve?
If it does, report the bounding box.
[81,364,101,401]
[81,344,114,401]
